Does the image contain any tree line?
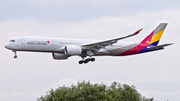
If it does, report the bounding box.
[38,81,153,101]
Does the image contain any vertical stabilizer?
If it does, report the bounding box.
[141,23,168,46]
[150,23,167,46]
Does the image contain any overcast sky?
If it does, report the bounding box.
[1,0,180,101]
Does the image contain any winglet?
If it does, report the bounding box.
[134,28,143,35]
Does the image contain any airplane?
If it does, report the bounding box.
[4,23,173,64]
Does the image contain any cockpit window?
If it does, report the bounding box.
[9,39,15,42]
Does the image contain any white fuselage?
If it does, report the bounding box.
[5,36,138,56]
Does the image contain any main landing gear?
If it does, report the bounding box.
[79,58,95,64]
[13,51,17,59]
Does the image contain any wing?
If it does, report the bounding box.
[81,29,143,51]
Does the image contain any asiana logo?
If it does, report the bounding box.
[27,41,50,45]
[46,41,50,44]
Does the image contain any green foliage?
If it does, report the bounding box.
[38,81,152,101]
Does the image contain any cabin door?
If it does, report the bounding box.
[21,38,25,45]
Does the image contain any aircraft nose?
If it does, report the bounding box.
[4,44,10,49]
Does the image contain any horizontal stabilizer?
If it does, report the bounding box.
[147,43,173,50]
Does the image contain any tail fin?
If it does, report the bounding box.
[150,23,167,46]
[141,23,168,46]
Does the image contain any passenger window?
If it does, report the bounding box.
[9,40,15,42]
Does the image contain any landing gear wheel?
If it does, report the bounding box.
[14,55,17,59]
[91,58,95,62]
[86,58,91,62]
[79,60,84,64]
[78,56,95,64]
[84,60,88,64]
[13,51,17,59]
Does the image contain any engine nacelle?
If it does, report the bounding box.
[65,45,82,55]
[52,53,69,60]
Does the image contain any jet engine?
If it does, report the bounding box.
[65,45,82,55]
[52,53,69,60]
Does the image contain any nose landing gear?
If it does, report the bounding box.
[13,51,17,59]
[78,57,95,64]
